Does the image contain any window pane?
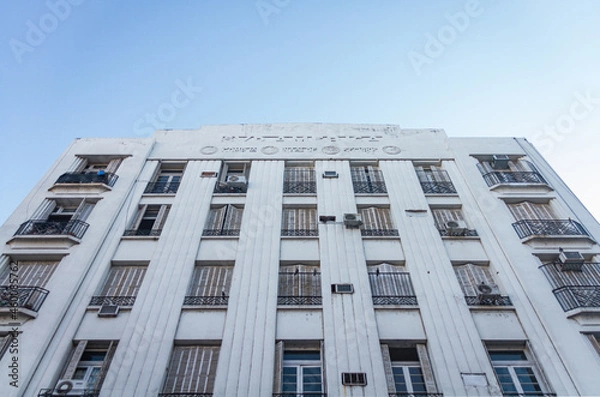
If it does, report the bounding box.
[409,367,426,392]
[302,367,322,392]
[493,367,518,393]
[515,367,542,393]
[284,351,320,361]
[490,351,527,361]
[392,367,408,392]
[282,367,298,392]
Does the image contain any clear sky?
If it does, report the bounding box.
[1,0,599,225]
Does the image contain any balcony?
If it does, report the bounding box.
[158,394,213,397]
[144,181,180,194]
[183,296,229,306]
[512,219,589,239]
[281,229,319,237]
[89,296,137,306]
[278,296,323,305]
[38,389,99,397]
[214,184,247,194]
[14,219,89,240]
[352,181,387,194]
[284,181,316,194]
[438,229,479,237]
[419,181,457,194]
[273,394,326,397]
[550,286,600,312]
[361,229,399,237]
[55,172,118,187]
[372,295,418,305]
[500,394,556,397]
[464,295,512,307]
[0,286,49,313]
[202,229,240,237]
[482,171,547,187]
[123,229,162,237]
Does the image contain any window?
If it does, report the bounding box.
[278,264,322,305]
[145,164,184,194]
[488,347,547,396]
[351,164,387,193]
[284,164,316,194]
[508,201,556,221]
[90,265,147,307]
[281,349,324,395]
[454,263,511,306]
[214,162,249,193]
[160,345,219,396]
[381,344,438,395]
[282,207,318,237]
[414,165,457,194]
[477,158,547,186]
[368,264,417,305]
[57,341,117,393]
[508,201,589,239]
[431,208,477,237]
[55,156,122,187]
[586,333,600,356]
[184,265,233,306]
[203,205,243,236]
[539,261,600,312]
[0,260,56,312]
[359,207,398,236]
[0,332,15,360]
[124,204,170,236]
[14,199,93,239]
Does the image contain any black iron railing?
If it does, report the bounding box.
[352,181,387,194]
[0,286,49,312]
[144,181,180,194]
[420,181,457,194]
[15,219,89,239]
[278,296,323,305]
[202,229,240,236]
[183,296,229,306]
[89,296,137,306]
[482,171,547,187]
[38,389,99,397]
[389,394,444,397]
[56,172,118,187]
[551,286,600,312]
[158,393,213,397]
[438,229,479,237]
[273,394,326,397]
[214,184,247,194]
[281,229,319,237]
[512,219,589,239]
[284,181,316,194]
[361,229,399,237]
[501,394,556,397]
[372,295,418,305]
[465,295,512,307]
[123,229,162,237]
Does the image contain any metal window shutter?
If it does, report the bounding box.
[62,340,88,379]
[416,343,438,393]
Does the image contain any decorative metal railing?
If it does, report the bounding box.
[512,219,589,239]
[157,394,213,397]
[144,181,180,194]
[278,296,323,305]
[438,229,479,237]
[123,229,162,237]
[283,181,316,194]
[56,172,118,187]
[551,286,600,312]
[273,393,326,397]
[352,181,387,194]
[482,171,547,187]
[15,219,89,239]
[0,286,49,312]
[361,229,399,237]
[214,184,247,194]
[388,393,444,397]
[89,296,137,306]
[372,295,418,305]
[464,295,512,307]
[500,393,556,397]
[202,229,240,236]
[419,181,457,194]
[38,389,99,397]
[183,296,229,306]
[281,229,319,237]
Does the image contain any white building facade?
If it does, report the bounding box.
[1,124,599,397]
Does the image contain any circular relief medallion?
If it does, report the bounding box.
[383,145,401,155]
[200,146,218,155]
[322,145,340,155]
[261,145,279,155]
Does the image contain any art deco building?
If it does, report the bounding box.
[1,124,599,397]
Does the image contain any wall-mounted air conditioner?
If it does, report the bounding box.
[445,220,468,236]
[477,282,501,301]
[491,155,510,170]
[226,175,247,187]
[55,379,87,395]
[559,251,585,271]
[331,283,354,294]
[341,372,367,386]
[343,213,362,228]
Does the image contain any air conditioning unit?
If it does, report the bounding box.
[559,251,585,271]
[331,283,354,294]
[98,305,119,317]
[55,379,87,395]
[477,282,501,301]
[341,372,367,386]
[445,220,468,236]
[323,171,339,178]
[343,213,363,228]
[226,175,247,187]
[491,155,510,170]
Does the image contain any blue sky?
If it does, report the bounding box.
[1,0,600,225]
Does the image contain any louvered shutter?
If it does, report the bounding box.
[95,341,117,388]
[508,202,555,220]
[360,207,393,231]
[416,344,438,393]
[273,341,284,393]
[100,266,147,298]
[69,157,89,173]
[380,344,396,393]
[454,264,494,296]
[162,346,220,393]
[223,205,243,231]
[188,266,233,297]
[0,261,58,287]
[368,264,415,297]
[62,340,88,379]
[73,200,94,222]
[32,199,56,220]
[105,158,123,174]
[431,208,464,229]
[278,264,321,297]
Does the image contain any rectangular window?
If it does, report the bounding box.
[359,207,398,236]
[0,260,57,313]
[414,165,457,194]
[161,345,220,395]
[203,205,243,236]
[453,263,510,306]
[368,264,417,305]
[431,208,477,237]
[282,350,323,395]
[124,204,170,236]
[184,265,233,306]
[381,344,438,394]
[90,265,147,307]
[214,162,249,193]
[539,261,600,311]
[507,201,556,221]
[282,207,318,237]
[488,347,546,396]
[145,164,184,194]
[351,164,387,194]
[278,264,322,305]
[284,164,316,194]
[58,341,117,393]
[477,159,547,186]
[15,199,94,239]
